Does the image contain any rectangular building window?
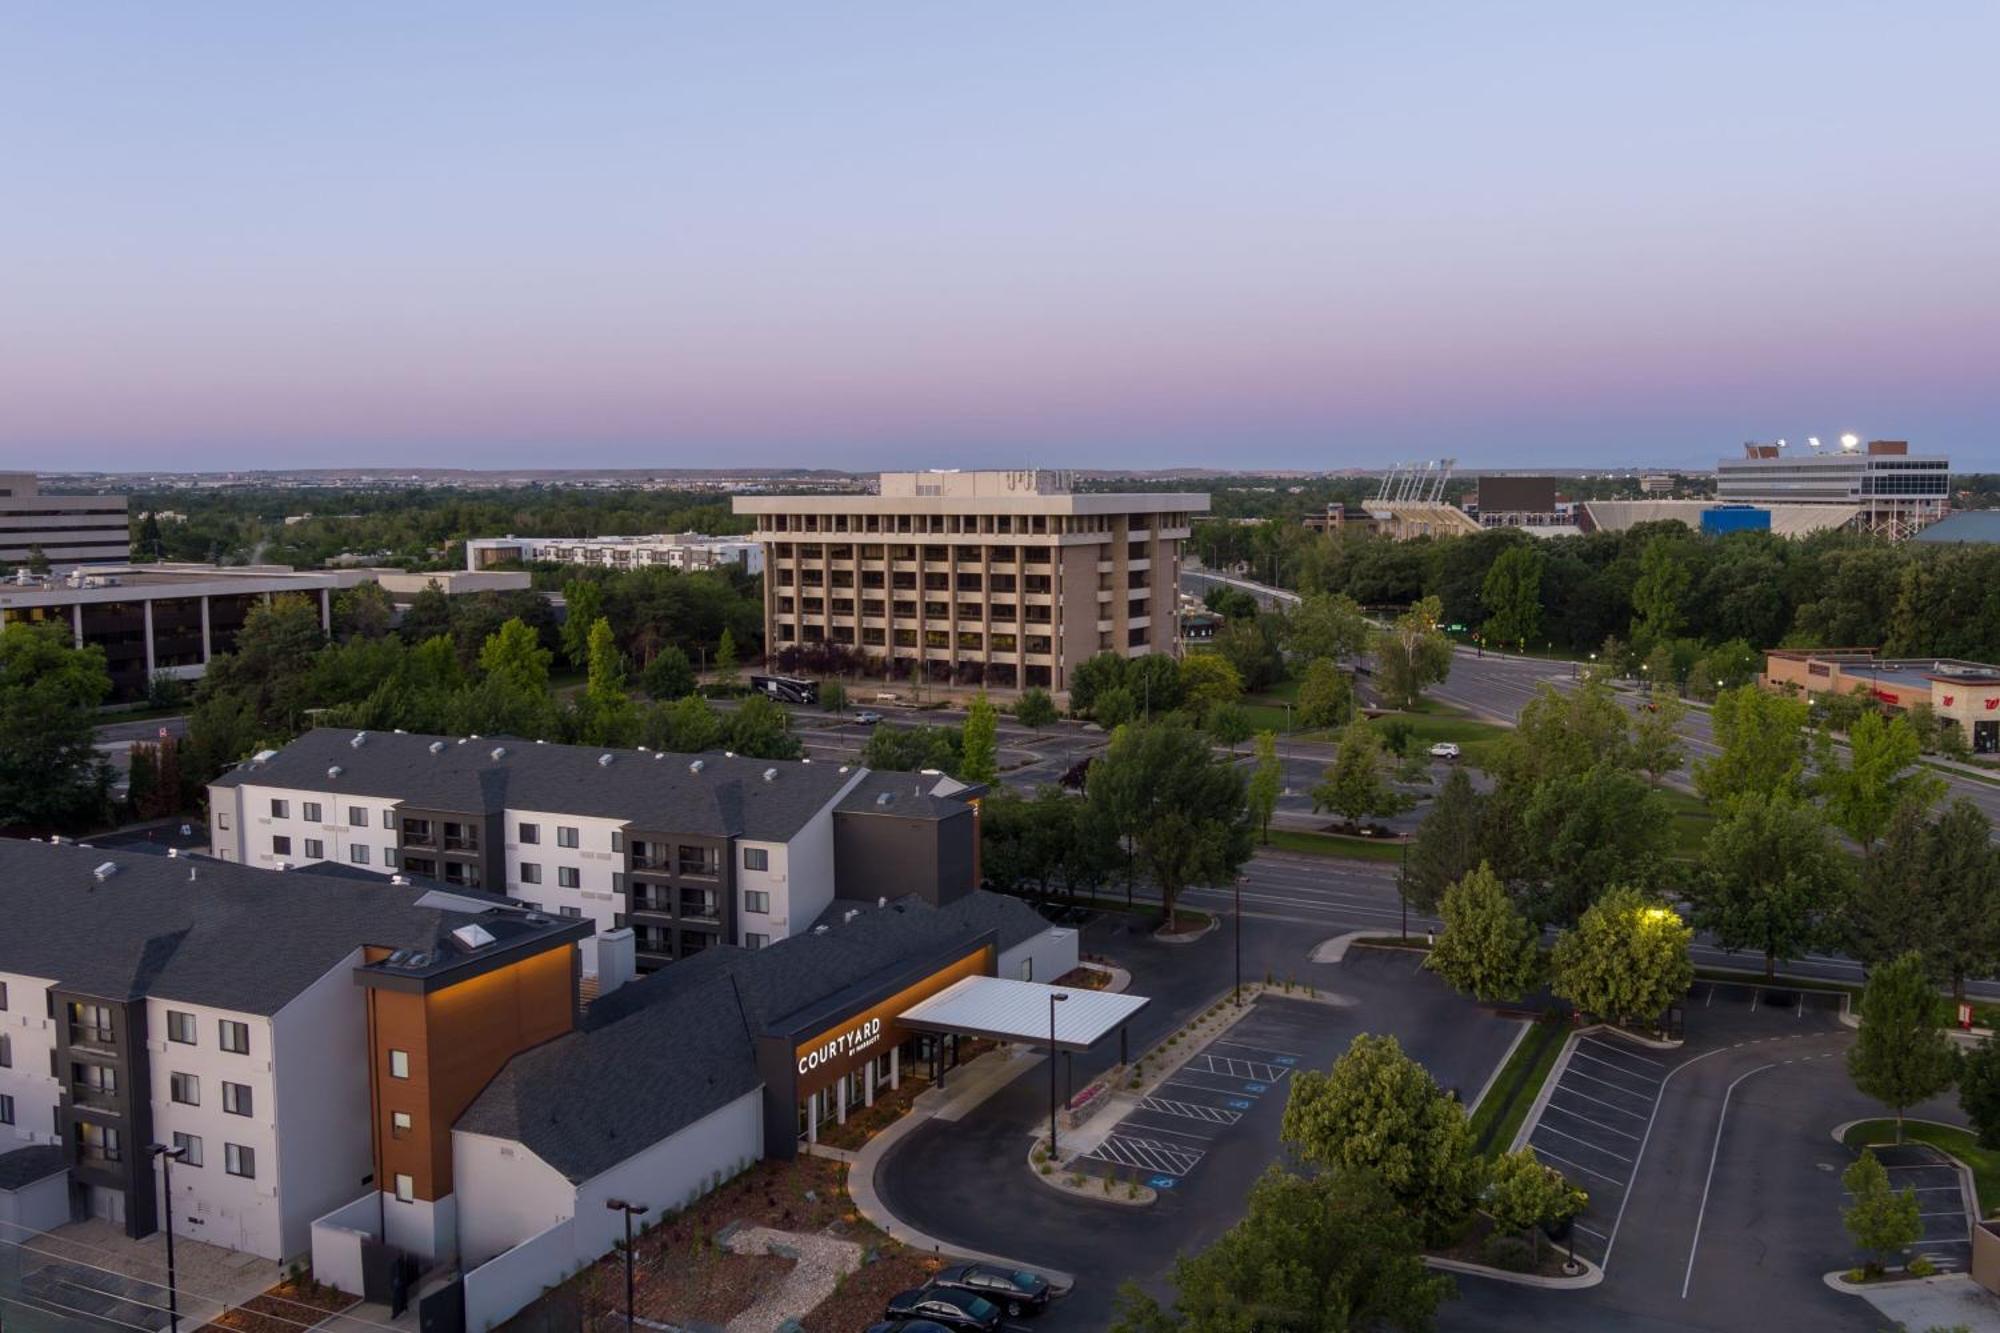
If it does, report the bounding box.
[382,810,395,830]
[170,1073,199,1106]
[167,1011,196,1044]
[558,905,582,919]
[394,1173,414,1203]
[172,1132,203,1167]
[270,799,289,819]
[271,836,291,856]
[391,1111,413,1139]
[350,806,368,828]
[558,867,580,889]
[742,847,769,872]
[217,811,230,830]
[302,802,322,823]
[0,1034,9,1067]
[745,933,768,950]
[225,1143,255,1178]
[519,862,541,884]
[743,890,770,914]
[518,822,539,845]
[0,1095,12,1125]
[389,1049,410,1079]
[611,830,624,853]
[218,1020,250,1055]
[350,845,370,866]
[557,826,579,848]
[304,838,323,859]
[0,980,8,1010]
[221,1082,252,1116]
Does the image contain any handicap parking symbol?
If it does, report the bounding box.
[1226,1098,1252,1110]
[1148,1176,1179,1190]
[1274,1056,1298,1066]
[1244,1082,1269,1094]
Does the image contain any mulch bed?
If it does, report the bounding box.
[798,1248,942,1333]
[199,1277,357,1333]
[1431,1213,1579,1278]
[819,1075,927,1150]
[1054,964,1111,991]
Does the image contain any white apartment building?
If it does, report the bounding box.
[208,731,983,974]
[465,533,764,576]
[733,470,1207,694]
[0,475,128,568]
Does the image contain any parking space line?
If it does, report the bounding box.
[1526,1144,1627,1188]
[1572,1222,1609,1242]
[1579,1038,1666,1070]
[1564,1067,1661,1102]
[1543,1101,1644,1141]
[1567,1051,1663,1090]
[1548,1084,1651,1121]
[1534,1122,1635,1163]
[1139,1096,1241,1124]
[1680,1061,1774,1300]
[1117,1119,1216,1142]
[1213,1038,1304,1059]
[1163,1075,1261,1097]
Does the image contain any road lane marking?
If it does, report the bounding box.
[1681,1061,1776,1299]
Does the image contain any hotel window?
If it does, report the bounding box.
[219,1020,250,1055]
[745,933,769,950]
[743,890,771,914]
[170,1073,200,1106]
[0,980,7,1009]
[217,811,230,830]
[559,905,582,919]
[557,826,579,848]
[270,799,289,819]
[167,1010,196,1044]
[0,1095,13,1125]
[382,810,396,829]
[303,802,322,823]
[392,1111,413,1139]
[350,845,370,866]
[390,1049,410,1079]
[172,1132,203,1167]
[271,836,292,856]
[225,1143,255,1179]
[350,806,368,828]
[0,1034,9,1067]
[518,822,539,845]
[742,847,769,872]
[222,1081,252,1116]
[304,838,324,859]
[611,831,624,853]
[558,867,580,889]
[394,1173,415,1203]
[519,862,542,884]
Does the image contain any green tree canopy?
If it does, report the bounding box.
[1375,596,1453,710]
[1286,591,1371,663]
[860,722,963,773]
[1425,863,1543,1003]
[1088,718,1254,931]
[1842,1150,1922,1276]
[1068,652,1128,718]
[1549,886,1692,1027]
[0,624,113,829]
[1695,684,1809,810]
[1480,543,1545,651]
[1404,766,1485,915]
[1629,534,1693,647]
[1178,653,1243,723]
[640,645,695,701]
[1959,1035,2000,1151]
[1013,687,1058,728]
[1206,701,1253,751]
[1814,711,1946,853]
[1246,731,1283,844]
[1295,657,1354,730]
[1847,951,1958,1141]
[1692,791,1851,978]
[725,693,801,759]
[713,627,740,684]
[560,578,605,668]
[1312,722,1411,830]
[1518,764,1673,926]
[642,694,724,753]
[959,692,1000,784]
[1490,677,1632,788]
[574,618,640,746]
[1630,686,1688,785]
[1484,1149,1587,1265]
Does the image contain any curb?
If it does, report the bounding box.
[1154,914,1221,945]
[1510,1029,1581,1155]
[1821,1268,1961,1294]
[1831,1119,1985,1232]
[1424,1253,1603,1290]
[1466,1019,1531,1120]
[1024,1136,1156,1207]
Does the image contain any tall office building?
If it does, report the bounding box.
[0,475,128,567]
[733,471,1207,693]
[1716,440,1949,539]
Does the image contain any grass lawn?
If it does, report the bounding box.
[1468,1017,1567,1157]
[1263,828,1408,863]
[1295,708,1513,768]
[1842,1119,1999,1217]
[1655,786,1716,859]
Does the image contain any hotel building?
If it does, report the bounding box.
[733,470,1207,694]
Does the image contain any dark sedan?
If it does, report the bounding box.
[882,1288,1002,1332]
[926,1263,1053,1317]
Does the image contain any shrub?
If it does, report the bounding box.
[1907,1255,1937,1277]
[1480,1234,1536,1272]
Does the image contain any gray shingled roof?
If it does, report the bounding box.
[834,769,978,820]
[212,729,861,842]
[0,1145,67,1191]
[0,840,538,1013]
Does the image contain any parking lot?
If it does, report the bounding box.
[1524,1030,1666,1266]
[1855,1142,1976,1273]
[1082,1032,1302,1190]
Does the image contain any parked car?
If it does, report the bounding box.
[926,1264,1053,1317]
[1428,741,1461,760]
[883,1289,1002,1332]
[853,710,884,725]
[866,1322,957,1333]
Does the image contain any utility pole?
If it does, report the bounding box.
[605,1199,648,1333]
[1048,992,1070,1155]
[148,1144,189,1333]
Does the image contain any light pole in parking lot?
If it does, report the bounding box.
[1048,992,1070,1156]
[147,1143,188,1333]
[1398,838,1409,941]
[1233,874,1243,1006]
[605,1198,648,1333]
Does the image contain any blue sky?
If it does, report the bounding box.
[2,3,1996,472]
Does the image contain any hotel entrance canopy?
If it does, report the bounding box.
[896,975,1149,1052]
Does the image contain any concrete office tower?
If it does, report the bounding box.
[734,470,1208,695]
[0,475,128,567]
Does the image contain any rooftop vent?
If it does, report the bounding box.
[452,923,497,950]
[598,753,614,767]
[875,792,894,807]
[328,765,343,779]
[167,848,179,859]
[91,861,118,882]
[405,952,432,968]
[390,874,410,886]
[524,912,550,924]
[274,861,290,872]
[843,909,860,924]
[839,765,850,774]
[812,925,829,935]
[429,741,446,755]
[877,896,887,907]
[689,759,705,774]
[350,732,368,748]
[654,752,666,760]
[801,757,811,764]
[763,768,778,782]
[490,746,507,761]
[724,751,736,759]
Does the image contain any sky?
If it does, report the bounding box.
[3,3,1997,473]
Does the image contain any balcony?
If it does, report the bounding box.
[68,1025,115,1050]
[443,835,479,853]
[71,1086,120,1113]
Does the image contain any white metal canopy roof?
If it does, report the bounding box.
[897,976,1150,1052]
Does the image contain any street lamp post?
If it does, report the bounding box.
[1048,992,1070,1156]
[1398,837,1409,941]
[148,1144,189,1333]
[1234,875,1243,1006]
[605,1199,648,1333]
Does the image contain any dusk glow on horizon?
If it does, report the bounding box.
[3,3,1997,472]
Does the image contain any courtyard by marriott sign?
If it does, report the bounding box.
[797,1017,883,1074]
[790,945,992,1098]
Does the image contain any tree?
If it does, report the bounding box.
[1404,767,1484,915]
[1848,952,1958,1142]
[1549,886,1692,1028]
[137,510,165,559]
[560,579,605,668]
[1312,722,1411,830]
[1814,711,1946,854]
[1490,677,1632,788]
[576,618,640,746]
[333,582,395,640]
[1246,731,1282,844]
[1285,592,1370,663]
[1088,719,1254,932]
[1694,684,1810,810]
[1629,534,1692,648]
[0,624,113,829]
[1912,799,2000,1001]
[1092,684,1138,729]
[1213,615,1287,692]
[1205,701,1253,751]
[1177,653,1243,723]
[1480,544,1544,652]
[724,693,801,759]
[861,723,962,773]
[640,645,696,701]
[1013,687,1057,728]
[1959,1036,2000,1151]
[478,617,553,699]
[818,680,848,714]
[1484,1149,1587,1266]
[1426,863,1542,1003]
[713,627,740,686]
[1067,652,1128,718]
[960,692,1000,784]
[642,694,723,753]
[1518,764,1673,926]
[1692,792,1851,978]
[1294,657,1353,730]
[1281,1033,1484,1237]
[1842,1150,1922,1276]
[1128,654,1185,718]
[1376,596,1453,709]
[1107,1166,1452,1333]
[1631,687,1687,785]
[1840,802,1934,971]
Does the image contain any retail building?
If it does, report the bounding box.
[1762,649,2000,753]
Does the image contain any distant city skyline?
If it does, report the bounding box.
[4,3,1997,471]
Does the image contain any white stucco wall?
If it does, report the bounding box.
[270,948,375,1260]
[307,1193,378,1298]
[143,998,282,1258]
[736,767,866,943]
[504,809,626,957]
[383,1190,455,1264]
[464,1218,576,1333]
[0,970,61,1150]
[222,782,400,875]
[0,1167,71,1237]
[452,1133,576,1269]
[999,927,1078,986]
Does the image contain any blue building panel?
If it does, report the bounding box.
[1701,505,1772,536]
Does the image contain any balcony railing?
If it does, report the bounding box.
[71,1087,119,1112]
[68,1025,115,1050]
[443,836,479,852]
